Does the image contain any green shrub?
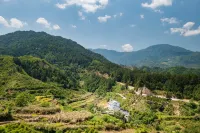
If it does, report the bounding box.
[136,127,148,133]
[0,123,41,133]
[40,102,50,107]
[15,92,34,107]
[0,106,12,121]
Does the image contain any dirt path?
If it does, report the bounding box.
[117,82,192,103]
[155,95,190,103]
[0,121,19,126]
[117,82,135,90]
[100,129,135,133]
[173,102,180,116]
[116,93,126,99]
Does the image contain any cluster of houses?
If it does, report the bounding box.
[105,86,154,122]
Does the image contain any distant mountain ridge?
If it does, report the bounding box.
[92,44,200,68]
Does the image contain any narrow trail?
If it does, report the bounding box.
[116,93,126,99]
[173,103,180,116]
[0,121,19,126]
[155,95,190,103]
[117,82,192,103]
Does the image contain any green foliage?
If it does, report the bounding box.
[131,69,200,100]
[131,111,157,125]
[65,128,98,133]
[0,107,12,121]
[14,56,77,88]
[136,127,148,133]
[181,102,199,116]
[180,120,200,133]
[0,31,130,90]
[0,31,106,67]
[0,123,41,133]
[0,56,59,99]
[15,92,34,107]
[86,114,123,126]
[40,102,50,107]
[1,31,199,100]
[84,128,98,133]
[82,73,115,96]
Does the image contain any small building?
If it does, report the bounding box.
[108,100,120,111]
[107,100,130,122]
[136,86,153,96]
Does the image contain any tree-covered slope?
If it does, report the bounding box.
[0,31,130,84]
[0,55,78,99]
[92,44,200,68]
[0,31,108,68]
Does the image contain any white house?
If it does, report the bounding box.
[107,100,130,122]
[108,100,120,111]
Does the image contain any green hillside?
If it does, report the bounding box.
[0,55,77,99]
[0,31,126,84]
[0,31,108,67]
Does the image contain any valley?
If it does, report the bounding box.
[0,31,199,133]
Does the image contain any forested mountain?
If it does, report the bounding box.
[0,31,128,85]
[0,31,108,67]
[92,44,200,68]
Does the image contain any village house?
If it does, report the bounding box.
[136,86,153,96]
[107,100,130,121]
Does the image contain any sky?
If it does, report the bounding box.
[0,0,200,52]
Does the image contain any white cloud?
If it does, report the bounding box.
[56,0,109,13]
[71,25,77,28]
[78,11,86,20]
[0,16,10,27]
[53,24,60,30]
[142,0,173,9]
[119,12,123,17]
[56,3,67,9]
[122,44,133,52]
[36,17,60,30]
[170,22,200,37]
[98,15,111,23]
[0,16,27,28]
[161,17,179,24]
[140,14,144,19]
[183,22,194,30]
[10,18,27,28]
[36,17,51,29]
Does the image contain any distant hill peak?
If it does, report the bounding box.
[92,44,199,68]
[144,44,192,52]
